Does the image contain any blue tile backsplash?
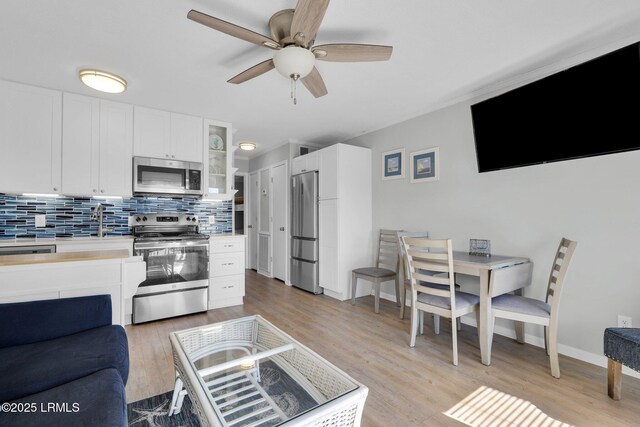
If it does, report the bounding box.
[0,195,232,240]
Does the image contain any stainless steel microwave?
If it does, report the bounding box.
[133,157,203,196]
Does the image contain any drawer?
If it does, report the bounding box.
[210,238,245,254]
[209,275,245,299]
[210,252,245,277]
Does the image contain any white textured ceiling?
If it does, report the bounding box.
[1,1,640,158]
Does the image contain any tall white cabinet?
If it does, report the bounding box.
[317,144,373,301]
[62,93,133,197]
[0,80,62,194]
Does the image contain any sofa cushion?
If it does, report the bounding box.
[0,295,112,348]
[0,368,126,427]
[0,325,128,402]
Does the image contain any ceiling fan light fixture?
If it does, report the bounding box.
[79,69,127,93]
[272,46,315,79]
[239,141,257,151]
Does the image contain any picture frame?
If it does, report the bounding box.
[382,148,405,180]
[410,147,440,183]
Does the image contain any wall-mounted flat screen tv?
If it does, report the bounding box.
[471,41,640,173]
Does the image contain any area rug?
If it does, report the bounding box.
[127,360,317,426]
[444,386,574,427]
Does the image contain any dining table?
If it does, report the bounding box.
[450,251,531,365]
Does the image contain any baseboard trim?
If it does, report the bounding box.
[379,290,640,380]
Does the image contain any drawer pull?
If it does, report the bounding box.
[221,262,235,266]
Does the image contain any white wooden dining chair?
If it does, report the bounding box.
[397,231,462,334]
[491,237,577,378]
[402,237,480,366]
[397,230,429,320]
[351,229,401,313]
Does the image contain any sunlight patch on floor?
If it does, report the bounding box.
[444,386,573,427]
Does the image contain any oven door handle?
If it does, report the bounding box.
[134,241,210,250]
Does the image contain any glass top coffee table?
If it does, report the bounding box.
[168,315,368,427]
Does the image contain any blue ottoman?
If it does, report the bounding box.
[604,327,640,400]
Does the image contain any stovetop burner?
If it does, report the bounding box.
[132,213,208,242]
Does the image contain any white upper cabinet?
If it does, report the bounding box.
[291,151,319,175]
[203,119,236,200]
[133,106,202,163]
[318,144,338,200]
[0,80,62,194]
[62,93,133,197]
[99,100,133,196]
[133,106,169,160]
[171,113,203,162]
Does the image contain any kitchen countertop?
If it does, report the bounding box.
[0,236,134,248]
[0,234,245,248]
[0,249,131,266]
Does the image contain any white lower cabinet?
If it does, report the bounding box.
[209,236,246,309]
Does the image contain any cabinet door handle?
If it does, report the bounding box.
[280,227,285,231]
[100,189,105,193]
[93,189,97,193]
[248,225,253,229]
[166,154,170,158]
[172,155,175,159]
[53,187,58,191]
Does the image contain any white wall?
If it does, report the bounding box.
[347,101,640,359]
[234,157,249,174]
[249,144,289,172]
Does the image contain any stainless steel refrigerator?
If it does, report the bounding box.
[290,171,322,294]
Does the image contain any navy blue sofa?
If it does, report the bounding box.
[0,295,129,426]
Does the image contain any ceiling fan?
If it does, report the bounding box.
[187,0,393,104]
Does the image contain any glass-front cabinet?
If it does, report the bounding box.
[203,119,237,200]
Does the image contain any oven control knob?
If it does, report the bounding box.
[135,217,141,222]
[192,217,197,222]
[186,216,191,222]
[142,216,147,222]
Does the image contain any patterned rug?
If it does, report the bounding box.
[127,361,318,426]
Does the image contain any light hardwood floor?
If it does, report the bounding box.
[126,270,640,426]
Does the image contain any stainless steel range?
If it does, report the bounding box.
[132,213,209,324]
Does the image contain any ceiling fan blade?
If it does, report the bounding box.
[290,0,330,46]
[313,44,393,62]
[188,10,280,50]
[301,67,328,98]
[228,59,275,84]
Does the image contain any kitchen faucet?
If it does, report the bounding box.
[91,203,114,238]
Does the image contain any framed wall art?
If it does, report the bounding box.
[382,148,405,180]
[410,147,439,183]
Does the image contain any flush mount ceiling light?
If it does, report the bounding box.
[79,69,127,93]
[238,141,257,151]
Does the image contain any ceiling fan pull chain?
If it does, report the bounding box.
[291,74,300,105]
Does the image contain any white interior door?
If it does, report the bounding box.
[271,163,287,281]
[258,168,271,276]
[248,172,259,270]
